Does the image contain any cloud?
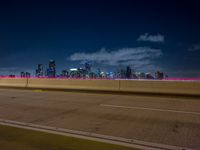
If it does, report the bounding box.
[69,47,162,70]
[188,44,200,51]
[137,33,165,42]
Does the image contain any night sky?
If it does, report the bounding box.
[0,0,200,77]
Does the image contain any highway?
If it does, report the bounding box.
[0,88,200,149]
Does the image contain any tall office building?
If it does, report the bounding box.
[21,72,26,78]
[36,64,44,77]
[21,72,31,78]
[155,71,164,79]
[25,72,31,78]
[47,60,56,77]
[85,62,91,73]
[120,69,126,78]
[126,66,132,79]
[61,70,68,77]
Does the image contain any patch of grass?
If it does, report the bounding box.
[0,125,137,150]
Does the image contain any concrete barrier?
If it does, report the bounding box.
[0,78,199,96]
[27,78,120,91]
[0,78,27,88]
[119,80,200,96]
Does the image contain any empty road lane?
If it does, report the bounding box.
[0,88,199,149]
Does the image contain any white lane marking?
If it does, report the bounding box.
[100,104,200,115]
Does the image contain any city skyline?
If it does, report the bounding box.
[0,0,200,77]
[23,60,166,80]
[2,59,165,80]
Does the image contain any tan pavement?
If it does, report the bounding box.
[0,88,199,149]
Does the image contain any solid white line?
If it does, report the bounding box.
[0,119,193,150]
[100,104,200,115]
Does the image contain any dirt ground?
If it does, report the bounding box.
[0,88,199,149]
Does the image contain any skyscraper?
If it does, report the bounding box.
[126,66,132,79]
[61,70,68,77]
[25,72,31,78]
[21,72,26,78]
[47,60,56,78]
[85,62,91,73]
[155,71,164,79]
[21,72,31,78]
[36,64,44,77]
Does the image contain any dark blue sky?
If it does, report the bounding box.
[0,0,200,77]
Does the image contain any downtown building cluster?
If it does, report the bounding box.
[32,60,165,80]
[36,60,56,78]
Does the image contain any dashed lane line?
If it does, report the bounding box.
[100,104,200,115]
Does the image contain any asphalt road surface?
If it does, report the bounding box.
[0,88,199,149]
